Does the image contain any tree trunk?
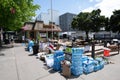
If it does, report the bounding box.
[85,31,89,41]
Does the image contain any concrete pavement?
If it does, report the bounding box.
[0,43,120,80]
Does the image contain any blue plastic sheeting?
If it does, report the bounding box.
[53,51,65,71]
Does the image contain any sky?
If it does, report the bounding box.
[33,0,120,18]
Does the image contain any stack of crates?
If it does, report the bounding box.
[53,50,65,71]
[71,48,84,76]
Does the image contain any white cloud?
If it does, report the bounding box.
[95,0,120,17]
[83,0,120,17]
[82,7,95,12]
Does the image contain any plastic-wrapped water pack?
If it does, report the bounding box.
[83,59,94,74]
[71,48,84,76]
[95,57,105,70]
[94,60,100,71]
[82,56,88,62]
[53,50,65,71]
[45,54,54,68]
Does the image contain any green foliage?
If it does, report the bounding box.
[71,9,107,40]
[0,0,40,31]
[110,10,120,33]
[104,18,110,31]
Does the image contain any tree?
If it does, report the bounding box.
[0,0,40,47]
[71,9,106,40]
[0,0,40,31]
[72,12,92,40]
[110,10,120,33]
[104,17,110,31]
[91,9,107,32]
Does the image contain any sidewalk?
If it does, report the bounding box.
[0,44,65,80]
[0,43,120,80]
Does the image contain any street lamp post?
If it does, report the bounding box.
[68,24,70,40]
[51,0,53,39]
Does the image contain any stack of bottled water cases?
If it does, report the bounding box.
[82,55,88,62]
[83,57,95,74]
[93,60,100,71]
[95,57,105,70]
[53,50,65,71]
[71,48,84,76]
[82,57,105,74]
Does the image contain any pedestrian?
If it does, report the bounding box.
[27,37,34,52]
[11,35,14,47]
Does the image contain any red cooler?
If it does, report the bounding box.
[104,48,110,57]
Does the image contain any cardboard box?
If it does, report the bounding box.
[62,63,71,77]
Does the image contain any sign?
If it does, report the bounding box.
[40,33,46,37]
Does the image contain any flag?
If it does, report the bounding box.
[48,43,54,52]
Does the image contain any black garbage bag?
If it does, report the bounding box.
[32,44,39,55]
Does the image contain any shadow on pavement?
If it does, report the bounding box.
[0,53,5,56]
[0,45,13,51]
[48,69,58,73]
[60,73,80,80]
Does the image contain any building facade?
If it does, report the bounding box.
[22,21,61,40]
[36,9,60,25]
[59,13,76,32]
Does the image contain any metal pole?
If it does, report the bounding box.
[104,40,107,47]
[51,0,53,39]
[68,25,69,40]
[91,41,95,59]
[118,42,119,54]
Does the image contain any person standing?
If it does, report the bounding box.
[28,37,34,52]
